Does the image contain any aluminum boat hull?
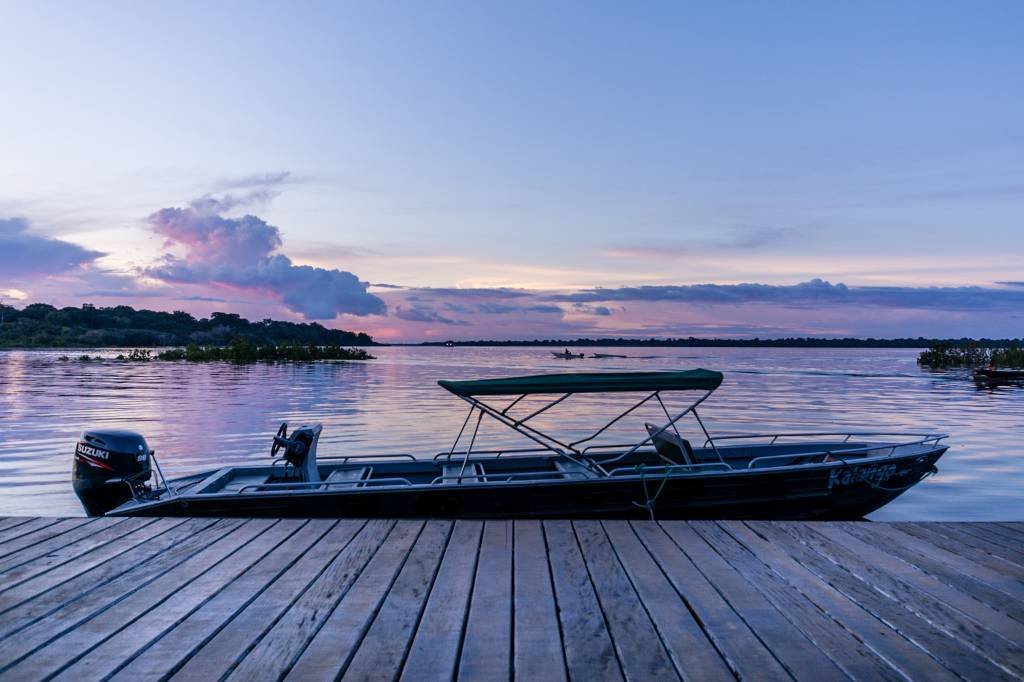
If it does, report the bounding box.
[109,447,945,520]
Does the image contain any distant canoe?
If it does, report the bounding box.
[591,353,628,359]
[973,368,1024,382]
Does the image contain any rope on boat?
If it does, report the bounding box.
[631,464,670,521]
[631,453,938,520]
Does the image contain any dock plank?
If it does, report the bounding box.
[339,520,452,681]
[0,517,93,561]
[458,520,513,681]
[0,517,151,586]
[806,523,1024,655]
[402,520,483,680]
[752,521,1014,681]
[0,517,63,547]
[111,519,340,681]
[955,523,1024,565]
[0,517,1019,681]
[660,520,848,681]
[728,521,958,681]
[39,520,292,681]
[778,520,1019,675]
[544,520,622,681]
[630,520,790,680]
[0,517,249,675]
[286,521,427,681]
[511,520,566,681]
[55,519,321,681]
[601,521,732,681]
[692,521,904,681]
[839,522,1024,614]
[0,517,218,635]
[0,518,32,535]
[896,522,1024,571]
[187,519,382,681]
[574,520,678,680]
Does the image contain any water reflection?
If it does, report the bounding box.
[0,347,1021,520]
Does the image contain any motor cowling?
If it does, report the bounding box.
[72,429,152,516]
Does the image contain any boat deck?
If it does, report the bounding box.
[0,516,1021,680]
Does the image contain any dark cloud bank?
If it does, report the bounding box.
[384,277,1024,329]
[0,217,104,277]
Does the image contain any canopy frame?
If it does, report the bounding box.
[442,370,724,479]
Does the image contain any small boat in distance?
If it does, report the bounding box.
[72,369,948,520]
[973,368,1024,383]
[592,353,628,359]
[552,350,584,359]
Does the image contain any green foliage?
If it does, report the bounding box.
[115,349,153,361]
[0,302,375,348]
[991,342,1024,368]
[156,338,375,364]
[918,341,1024,368]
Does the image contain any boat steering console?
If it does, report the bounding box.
[271,422,324,483]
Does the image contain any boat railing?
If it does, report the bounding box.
[703,431,947,448]
[238,477,414,493]
[237,469,595,493]
[429,471,592,484]
[607,462,732,476]
[432,447,565,461]
[317,453,418,463]
[743,434,947,470]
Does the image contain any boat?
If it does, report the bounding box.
[551,351,584,359]
[72,369,948,520]
[592,353,628,359]
[973,368,1024,383]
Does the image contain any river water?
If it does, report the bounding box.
[0,346,1020,519]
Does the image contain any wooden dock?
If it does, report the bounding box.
[0,517,1020,681]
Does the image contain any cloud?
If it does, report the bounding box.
[212,171,295,192]
[394,305,468,325]
[552,278,1024,312]
[571,303,612,316]
[602,225,803,260]
[0,217,105,278]
[144,190,385,320]
[177,295,227,302]
[475,302,562,315]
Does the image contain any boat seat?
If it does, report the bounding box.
[325,466,370,488]
[554,460,599,479]
[646,423,697,465]
[441,462,483,483]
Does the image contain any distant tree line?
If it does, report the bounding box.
[422,336,1024,348]
[0,302,375,348]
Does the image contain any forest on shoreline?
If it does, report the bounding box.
[0,303,375,348]
[419,337,1024,349]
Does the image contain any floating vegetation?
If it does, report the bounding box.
[918,341,1024,368]
[156,337,375,364]
[116,349,153,362]
[991,343,1024,368]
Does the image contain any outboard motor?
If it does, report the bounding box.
[272,423,323,483]
[72,429,151,516]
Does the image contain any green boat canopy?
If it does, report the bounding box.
[438,369,723,397]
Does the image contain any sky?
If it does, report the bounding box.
[1,1,1022,341]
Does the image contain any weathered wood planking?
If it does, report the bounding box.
[0,518,1021,681]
